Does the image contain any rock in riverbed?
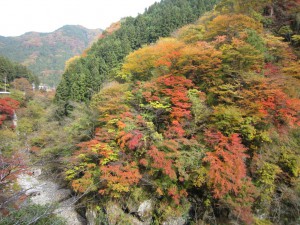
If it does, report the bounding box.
[17,168,85,225]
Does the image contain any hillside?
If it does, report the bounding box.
[1,0,300,224]
[55,0,299,224]
[55,0,220,102]
[0,25,102,86]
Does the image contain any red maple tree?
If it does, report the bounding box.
[0,97,19,126]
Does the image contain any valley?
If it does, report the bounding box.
[0,0,300,224]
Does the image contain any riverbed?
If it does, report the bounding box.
[17,167,86,225]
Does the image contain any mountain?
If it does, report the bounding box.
[1,0,300,224]
[0,25,102,86]
[56,0,300,224]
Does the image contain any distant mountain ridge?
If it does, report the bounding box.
[0,25,102,86]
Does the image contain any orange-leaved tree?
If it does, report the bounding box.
[203,130,248,198]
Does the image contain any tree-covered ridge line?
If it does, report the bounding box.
[0,25,102,87]
[55,0,220,103]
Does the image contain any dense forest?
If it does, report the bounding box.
[0,56,39,87]
[1,0,300,224]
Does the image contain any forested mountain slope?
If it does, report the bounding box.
[58,0,300,224]
[0,25,102,86]
[2,0,300,224]
[55,0,220,102]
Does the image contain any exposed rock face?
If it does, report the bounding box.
[137,200,154,222]
[162,217,186,225]
[17,168,85,225]
[54,197,86,225]
[102,200,185,225]
[86,207,97,225]
[106,202,150,225]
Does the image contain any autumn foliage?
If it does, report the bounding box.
[0,97,19,126]
[0,154,25,189]
[203,130,248,198]
[99,162,141,197]
[65,4,300,224]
